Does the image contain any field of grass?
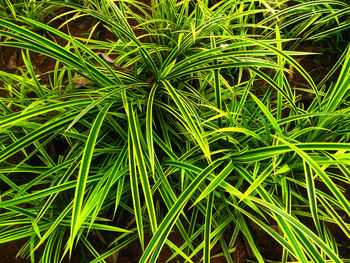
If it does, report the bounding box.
[0,0,350,262]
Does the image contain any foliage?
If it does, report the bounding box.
[0,0,349,262]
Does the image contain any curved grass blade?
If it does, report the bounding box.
[70,103,112,249]
[139,160,224,263]
[162,80,211,162]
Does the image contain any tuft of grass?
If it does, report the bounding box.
[0,0,349,262]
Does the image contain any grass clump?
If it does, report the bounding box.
[0,0,349,262]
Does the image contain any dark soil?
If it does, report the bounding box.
[0,241,28,263]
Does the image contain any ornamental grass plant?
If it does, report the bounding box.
[0,0,350,262]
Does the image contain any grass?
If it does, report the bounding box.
[0,0,349,262]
